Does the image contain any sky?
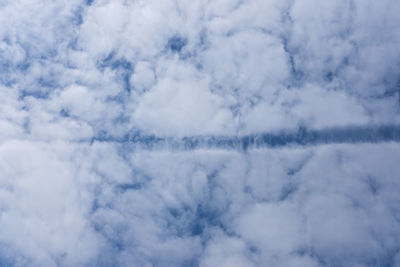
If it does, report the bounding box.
[0,0,400,266]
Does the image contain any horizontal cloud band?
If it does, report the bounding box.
[92,124,400,151]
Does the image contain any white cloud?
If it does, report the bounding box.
[0,0,399,266]
[132,59,235,136]
[0,140,103,266]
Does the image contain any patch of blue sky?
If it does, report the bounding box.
[167,36,188,53]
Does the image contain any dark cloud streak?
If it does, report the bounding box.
[92,124,400,151]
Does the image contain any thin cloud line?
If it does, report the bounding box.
[90,124,400,151]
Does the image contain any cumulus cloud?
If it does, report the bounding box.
[0,0,400,266]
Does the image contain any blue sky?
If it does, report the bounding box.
[1,0,400,266]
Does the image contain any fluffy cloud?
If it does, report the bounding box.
[0,0,400,266]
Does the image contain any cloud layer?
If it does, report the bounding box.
[1,0,400,266]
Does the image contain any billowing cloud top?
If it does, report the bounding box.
[1,0,400,266]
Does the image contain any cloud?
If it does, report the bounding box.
[0,140,102,266]
[132,59,235,136]
[0,0,400,266]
